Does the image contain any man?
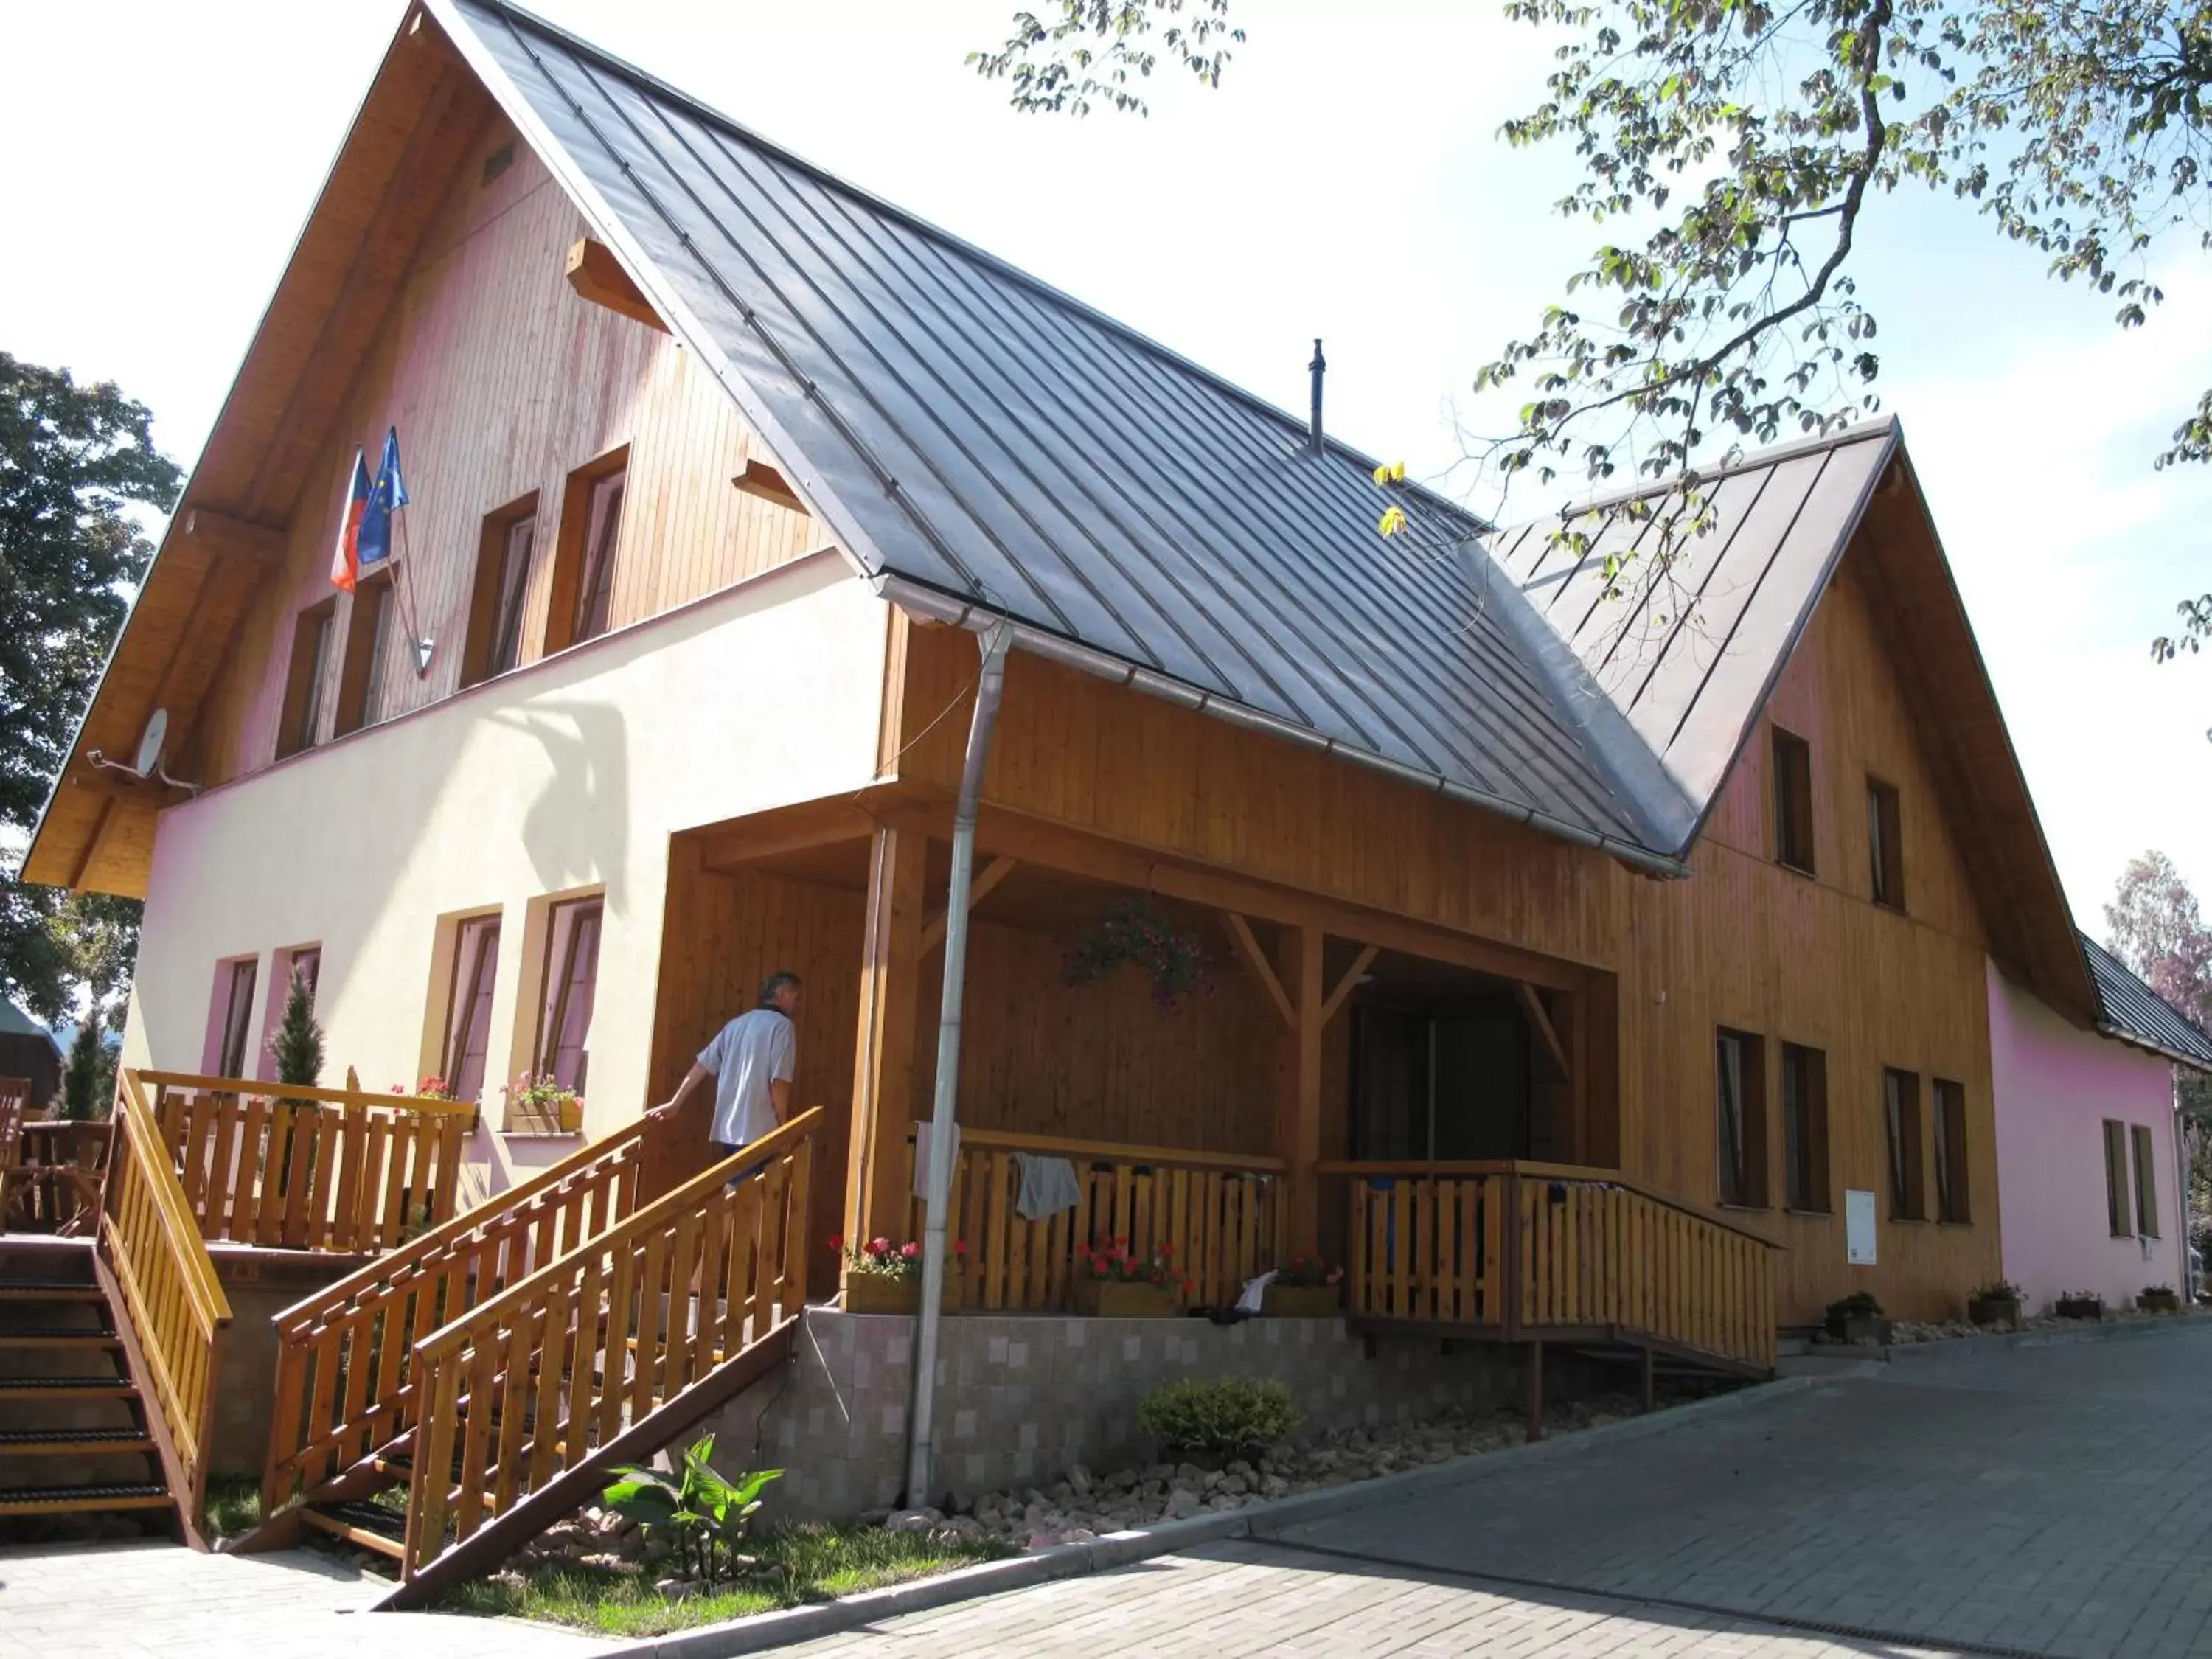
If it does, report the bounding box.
[649,971,801,1159]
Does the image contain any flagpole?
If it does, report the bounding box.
[393,507,432,676]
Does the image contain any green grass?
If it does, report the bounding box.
[201,1475,262,1540]
[440,1522,1010,1638]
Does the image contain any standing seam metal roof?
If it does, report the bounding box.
[2080,933,2212,1070]
[437,0,1665,854]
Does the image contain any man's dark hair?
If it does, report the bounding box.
[759,970,802,1006]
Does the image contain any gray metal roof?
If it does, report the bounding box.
[2081,933,2212,1070]
[434,0,1675,862]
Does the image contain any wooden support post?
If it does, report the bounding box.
[1525,1338,1545,1442]
[1274,926,1324,1255]
[846,824,926,1245]
[1639,1343,1655,1414]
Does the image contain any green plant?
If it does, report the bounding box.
[268,967,324,1091]
[1077,1237,1189,1293]
[1138,1376,1299,1464]
[1273,1254,1343,1289]
[2144,1284,2177,1297]
[503,1071,578,1130]
[601,1435,780,1590]
[830,1232,964,1281]
[1968,1280,2023,1302]
[1060,899,1215,1013]
[1826,1291,1884,1321]
[59,1009,103,1121]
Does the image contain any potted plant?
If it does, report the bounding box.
[1966,1279,2024,1330]
[1262,1254,1345,1318]
[1072,1239,1188,1318]
[2138,1284,2182,1315]
[503,1071,582,1133]
[1824,1290,1893,1345]
[834,1234,966,1315]
[2056,1290,2104,1321]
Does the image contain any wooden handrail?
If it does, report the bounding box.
[1318,1158,1781,1250]
[922,1124,1287,1176]
[400,1108,824,1581]
[134,1070,479,1114]
[103,1073,234,1528]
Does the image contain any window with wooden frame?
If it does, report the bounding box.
[1883,1067,1925,1220]
[1933,1077,1970,1222]
[333,571,396,737]
[545,451,628,653]
[1771,726,1815,874]
[213,957,259,1079]
[1714,1029,1767,1208]
[462,495,539,686]
[1780,1043,1830,1213]
[276,599,337,759]
[524,895,603,1127]
[2131,1123,2160,1239]
[2104,1119,2133,1236]
[283,945,321,1004]
[1867,777,1905,911]
[439,914,502,1107]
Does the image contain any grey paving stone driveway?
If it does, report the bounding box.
[787,1326,2212,1658]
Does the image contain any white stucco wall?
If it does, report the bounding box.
[125,554,886,1189]
[1989,959,2187,1310]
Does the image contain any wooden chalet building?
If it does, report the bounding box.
[5,0,2102,1591]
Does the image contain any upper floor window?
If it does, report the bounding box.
[464,498,538,686]
[1771,726,1815,874]
[1714,1028,1767,1208]
[572,469,626,644]
[1884,1066,1924,1220]
[534,895,604,1097]
[1867,777,1905,911]
[276,600,336,760]
[545,451,629,655]
[335,572,396,737]
[440,914,502,1105]
[1933,1077,1970,1223]
[1780,1042,1829,1214]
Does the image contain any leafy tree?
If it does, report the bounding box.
[268,968,324,1091]
[970,2,2212,614]
[2105,850,2212,1233]
[60,1009,107,1121]
[0,352,179,1021]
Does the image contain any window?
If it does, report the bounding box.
[534,896,604,1096]
[440,915,501,1105]
[2104,1119,2133,1237]
[334,573,396,736]
[1714,1029,1767,1208]
[1780,1043,1829,1213]
[571,470,625,644]
[546,452,629,655]
[1867,778,1905,911]
[276,600,336,759]
[464,498,538,686]
[2131,1123,2160,1239]
[285,946,321,1003]
[1771,727,1815,874]
[1884,1067,1925,1220]
[215,958,259,1078]
[1933,1077,1970,1223]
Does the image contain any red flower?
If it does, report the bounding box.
[953,1239,969,1256]
[829,1233,845,1252]
[1112,1236,1128,1251]
[1150,1268,1164,1284]
[870,1236,891,1253]
[1159,1242,1175,1258]
[1291,1255,1307,1270]
[901,1241,921,1259]
[1181,1277,1196,1295]
[1076,1243,1093,1261]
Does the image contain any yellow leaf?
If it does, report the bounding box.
[1377,505,1408,538]
[1391,460,1407,482]
[1372,463,1391,487]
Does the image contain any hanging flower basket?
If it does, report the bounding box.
[1061,899,1216,1015]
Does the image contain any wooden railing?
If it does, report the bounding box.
[2,1120,114,1235]
[261,1118,649,1512]
[104,1074,234,1522]
[399,1108,822,1581]
[903,1127,1286,1311]
[1324,1161,1778,1374]
[137,1069,476,1251]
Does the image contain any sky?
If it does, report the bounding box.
[6,0,2210,931]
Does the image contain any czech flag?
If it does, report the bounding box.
[329,428,409,591]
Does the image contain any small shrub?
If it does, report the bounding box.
[1825,1291,1883,1321]
[602,1434,780,1590]
[1136,1377,1299,1464]
[1967,1280,2023,1303]
[2143,1284,2177,1298]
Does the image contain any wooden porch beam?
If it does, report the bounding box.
[846,824,928,1242]
[696,798,886,871]
[1279,926,1325,1253]
[919,856,1018,955]
[1221,912,1294,1028]
[1515,981,1571,1079]
[178,505,288,566]
[566,237,667,333]
[1320,945,1380,1029]
[733,459,806,514]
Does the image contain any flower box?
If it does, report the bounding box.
[2137,1289,2181,1315]
[840,1271,963,1315]
[1262,1283,1341,1318]
[1073,1278,1180,1319]
[1966,1294,2022,1330]
[2056,1294,2104,1321]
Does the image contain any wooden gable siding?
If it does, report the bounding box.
[195,116,816,787]
[891,529,2004,1321]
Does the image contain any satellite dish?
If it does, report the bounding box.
[133,709,170,777]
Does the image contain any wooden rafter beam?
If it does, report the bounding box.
[732,458,805,513]
[1515,981,1571,1079]
[1319,945,1380,1029]
[1220,911,1295,1028]
[567,237,667,333]
[919,856,1018,955]
[178,505,288,566]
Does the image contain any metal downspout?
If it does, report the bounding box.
[905,620,1013,1506]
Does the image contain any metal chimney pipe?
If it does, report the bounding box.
[1308,339,1326,455]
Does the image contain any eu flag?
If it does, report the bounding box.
[358,426,409,568]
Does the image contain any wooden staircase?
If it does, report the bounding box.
[240,1109,824,1609]
[0,1248,175,1535]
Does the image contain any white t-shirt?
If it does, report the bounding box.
[698,1008,796,1149]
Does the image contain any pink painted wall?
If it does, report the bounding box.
[1989,959,2185,1310]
